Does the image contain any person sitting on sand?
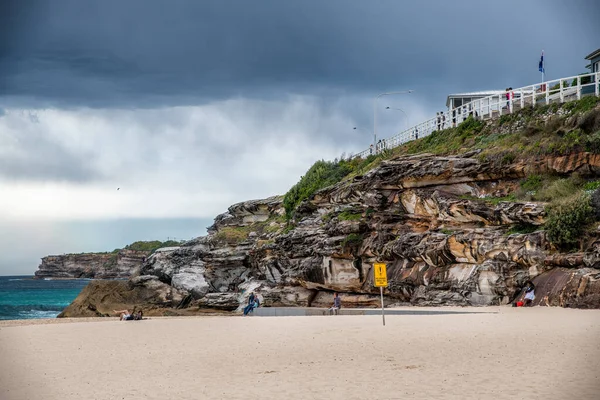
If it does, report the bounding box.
[113,309,143,321]
[328,292,341,315]
[523,281,536,306]
[243,295,260,316]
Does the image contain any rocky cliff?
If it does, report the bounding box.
[35,249,149,279]
[60,99,600,317]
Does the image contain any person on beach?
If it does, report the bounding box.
[247,292,255,306]
[523,281,535,306]
[113,309,143,321]
[243,294,260,316]
[328,292,341,315]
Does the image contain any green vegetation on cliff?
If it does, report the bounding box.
[106,240,183,254]
[283,157,377,219]
[282,96,600,248]
[545,193,593,249]
[123,240,183,252]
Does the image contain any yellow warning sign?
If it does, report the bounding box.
[373,263,388,287]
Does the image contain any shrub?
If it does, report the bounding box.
[536,177,582,202]
[584,181,600,192]
[545,193,592,249]
[341,233,364,249]
[338,210,363,221]
[521,174,543,192]
[570,74,592,87]
[591,189,600,220]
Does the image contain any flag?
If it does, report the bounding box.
[538,51,544,73]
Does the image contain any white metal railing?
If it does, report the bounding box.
[353,71,600,158]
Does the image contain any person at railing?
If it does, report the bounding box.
[414,127,419,140]
[436,112,441,131]
[452,109,456,128]
[382,139,386,150]
[441,112,446,129]
[505,88,510,109]
[369,143,374,155]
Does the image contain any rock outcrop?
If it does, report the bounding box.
[64,151,600,316]
[35,249,149,279]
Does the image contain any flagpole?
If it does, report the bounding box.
[541,50,545,83]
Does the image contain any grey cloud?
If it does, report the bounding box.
[0,115,102,182]
[1,0,598,109]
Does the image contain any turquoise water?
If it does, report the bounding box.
[0,275,90,320]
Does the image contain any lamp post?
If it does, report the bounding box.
[385,106,409,130]
[354,127,375,155]
[374,90,413,149]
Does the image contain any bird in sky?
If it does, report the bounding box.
[117,188,120,191]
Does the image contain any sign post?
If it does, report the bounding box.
[373,263,388,326]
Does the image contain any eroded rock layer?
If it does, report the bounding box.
[35,249,149,279]
[63,152,600,316]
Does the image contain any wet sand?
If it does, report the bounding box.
[1,307,599,399]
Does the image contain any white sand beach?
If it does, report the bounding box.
[1,307,599,400]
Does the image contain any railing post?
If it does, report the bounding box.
[532,84,536,107]
[559,79,564,103]
[577,76,581,100]
[596,72,599,97]
[520,90,524,109]
[545,81,550,105]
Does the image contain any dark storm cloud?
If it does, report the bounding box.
[1,0,598,108]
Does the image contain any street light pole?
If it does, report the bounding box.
[385,106,410,130]
[374,90,413,150]
[353,126,375,154]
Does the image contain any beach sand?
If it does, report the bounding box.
[1,307,599,400]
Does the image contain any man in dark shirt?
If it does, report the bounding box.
[329,292,341,315]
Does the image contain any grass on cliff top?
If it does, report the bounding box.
[398,96,600,162]
[282,157,377,220]
[67,240,182,256]
[213,214,287,243]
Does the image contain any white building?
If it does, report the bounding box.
[446,90,506,111]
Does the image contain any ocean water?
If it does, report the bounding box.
[0,276,90,320]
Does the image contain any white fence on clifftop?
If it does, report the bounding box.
[354,71,600,159]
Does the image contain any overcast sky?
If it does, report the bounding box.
[1,0,598,275]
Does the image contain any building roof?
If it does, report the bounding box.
[446,90,505,107]
[447,90,506,97]
[585,48,600,60]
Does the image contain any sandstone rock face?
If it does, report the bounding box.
[34,249,149,279]
[65,152,600,315]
